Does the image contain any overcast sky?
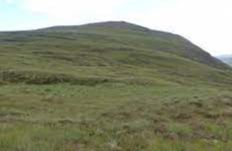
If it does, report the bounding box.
[0,0,232,56]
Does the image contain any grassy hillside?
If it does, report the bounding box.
[1,21,232,151]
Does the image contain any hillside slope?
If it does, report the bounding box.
[0,21,231,86]
[43,21,229,70]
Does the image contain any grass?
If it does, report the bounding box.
[0,21,232,150]
[1,84,232,150]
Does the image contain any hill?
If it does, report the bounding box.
[42,21,229,70]
[0,21,231,86]
[1,21,232,151]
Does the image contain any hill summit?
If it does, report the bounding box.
[41,21,229,70]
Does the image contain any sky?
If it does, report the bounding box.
[0,0,232,56]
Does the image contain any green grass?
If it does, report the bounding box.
[1,84,232,150]
[0,21,232,150]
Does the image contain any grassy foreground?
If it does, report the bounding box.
[1,83,232,151]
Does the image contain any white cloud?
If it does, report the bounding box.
[143,0,232,55]
[120,0,232,56]
[10,0,232,55]
[21,0,129,22]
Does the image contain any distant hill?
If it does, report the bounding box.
[0,21,231,86]
[218,55,232,66]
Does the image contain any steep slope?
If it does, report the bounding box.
[0,21,231,86]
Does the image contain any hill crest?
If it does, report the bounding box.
[37,21,229,70]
